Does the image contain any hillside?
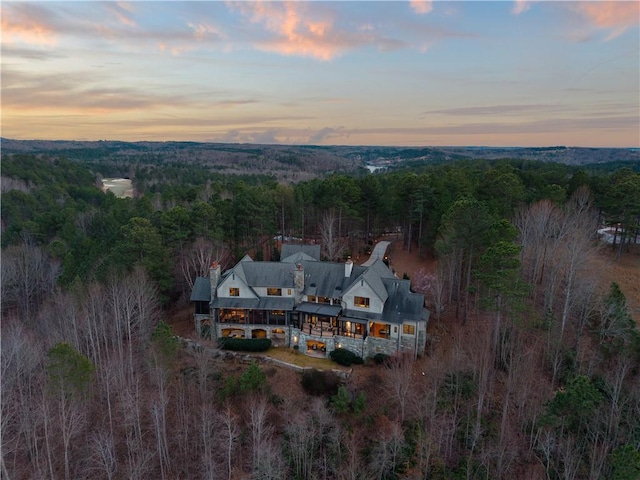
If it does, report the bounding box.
[2,139,638,181]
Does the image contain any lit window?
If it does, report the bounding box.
[354,296,370,308]
[403,324,415,335]
[287,289,292,295]
[229,287,240,297]
[307,295,317,303]
[267,288,282,296]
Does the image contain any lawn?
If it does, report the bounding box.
[252,347,350,371]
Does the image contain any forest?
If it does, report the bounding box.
[1,151,639,479]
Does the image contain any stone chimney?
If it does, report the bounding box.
[210,261,221,300]
[345,256,353,278]
[293,263,304,303]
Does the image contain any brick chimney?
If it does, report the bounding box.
[345,256,353,278]
[210,261,221,300]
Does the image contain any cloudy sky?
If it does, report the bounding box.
[2,1,639,147]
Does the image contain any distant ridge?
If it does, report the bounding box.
[2,139,638,174]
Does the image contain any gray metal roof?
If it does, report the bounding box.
[190,277,211,302]
[281,243,321,261]
[301,260,349,298]
[381,278,426,323]
[296,302,342,317]
[342,308,383,322]
[211,297,259,309]
[242,262,295,288]
[256,297,295,310]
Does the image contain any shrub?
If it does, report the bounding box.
[329,348,363,366]
[330,386,351,414]
[218,337,271,352]
[239,361,267,393]
[353,391,366,414]
[373,353,390,365]
[301,369,340,396]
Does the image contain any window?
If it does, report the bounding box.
[403,324,415,335]
[354,296,370,308]
[307,295,317,303]
[229,287,240,297]
[287,289,292,295]
[267,288,282,296]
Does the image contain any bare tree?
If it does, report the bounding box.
[514,199,562,289]
[180,237,229,291]
[384,352,415,423]
[199,404,219,480]
[1,241,60,323]
[247,395,286,478]
[90,430,118,480]
[320,209,346,261]
[336,430,366,480]
[368,417,405,480]
[412,267,447,322]
[1,322,46,477]
[219,404,239,480]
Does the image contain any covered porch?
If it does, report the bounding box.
[214,297,294,326]
[296,302,342,337]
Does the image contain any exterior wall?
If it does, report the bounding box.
[342,280,384,313]
[293,330,418,358]
[194,313,210,337]
[215,323,291,346]
[217,276,256,299]
[294,330,335,356]
[253,287,295,297]
[364,336,401,357]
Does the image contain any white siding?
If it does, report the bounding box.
[253,287,295,297]
[217,276,257,299]
[342,280,384,313]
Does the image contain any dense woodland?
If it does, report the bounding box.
[1,152,640,479]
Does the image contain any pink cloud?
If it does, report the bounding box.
[572,1,640,40]
[107,3,137,28]
[1,5,57,45]
[410,0,433,15]
[228,1,374,61]
[511,1,533,16]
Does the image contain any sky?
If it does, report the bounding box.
[2,1,639,147]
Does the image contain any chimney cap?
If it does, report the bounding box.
[297,263,303,270]
[346,256,353,264]
[211,261,219,268]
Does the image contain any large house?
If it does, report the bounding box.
[190,244,429,358]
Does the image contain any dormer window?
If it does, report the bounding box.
[267,288,282,296]
[229,287,240,297]
[354,296,370,308]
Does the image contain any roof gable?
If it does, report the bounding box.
[344,258,394,303]
[218,269,257,298]
[280,251,318,264]
[281,244,321,261]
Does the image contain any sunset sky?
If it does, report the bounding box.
[2,1,639,147]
